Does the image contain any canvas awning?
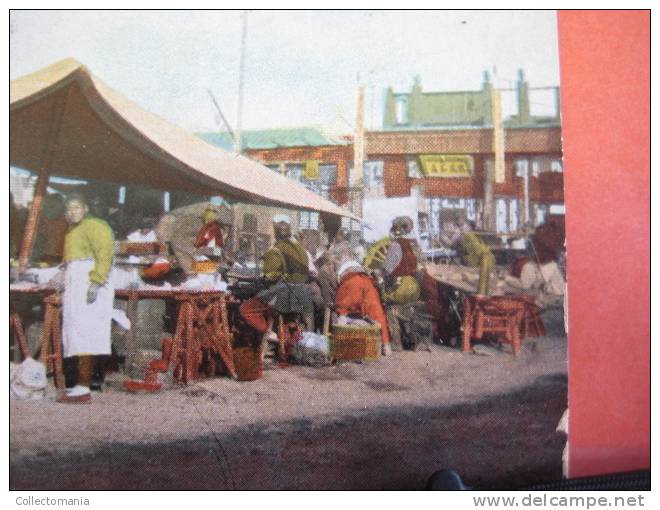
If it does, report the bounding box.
[11,59,358,267]
[10,58,357,217]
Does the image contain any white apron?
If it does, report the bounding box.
[62,259,114,357]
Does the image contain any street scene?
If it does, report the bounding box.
[10,11,567,490]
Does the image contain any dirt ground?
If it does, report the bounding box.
[10,316,567,490]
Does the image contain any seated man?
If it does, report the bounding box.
[239,215,316,340]
[380,217,424,350]
[335,257,392,356]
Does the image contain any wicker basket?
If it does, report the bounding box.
[331,323,381,361]
[191,260,220,273]
[233,347,263,381]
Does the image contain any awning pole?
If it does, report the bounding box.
[18,171,49,271]
[17,86,70,272]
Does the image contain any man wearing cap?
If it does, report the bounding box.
[335,256,392,356]
[58,194,114,403]
[239,214,315,339]
[194,207,224,252]
[382,216,422,304]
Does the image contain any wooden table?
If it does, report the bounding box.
[461,294,541,356]
[10,284,236,383]
[423,267,544,355]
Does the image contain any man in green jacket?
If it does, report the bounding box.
[58,194,114,403]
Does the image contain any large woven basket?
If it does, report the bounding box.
[331,323,381,361]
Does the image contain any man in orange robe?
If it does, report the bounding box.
[334,260,392,355]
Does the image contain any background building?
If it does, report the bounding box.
[199,70,564,245]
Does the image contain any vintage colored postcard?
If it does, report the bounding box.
[10,10,570,491]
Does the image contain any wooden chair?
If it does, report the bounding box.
[264,313,304,367]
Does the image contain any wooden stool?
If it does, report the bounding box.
[276,315,304,366]
[170,293,236,384]
[39,294,65,390]
[462,295,527,356]
[520,298,546,338]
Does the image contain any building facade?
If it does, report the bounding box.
[199,71,564,244]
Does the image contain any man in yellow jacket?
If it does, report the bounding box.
[441,215,495,295]
[58,195,114,403]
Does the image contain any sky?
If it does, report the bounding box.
[10,10,560,134]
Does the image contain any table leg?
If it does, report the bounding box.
[10,313,30,361]
[215,299,237,378]
[125,294,138,376]
[462,296,473,353]
[184,302,197,383]
[52,308,65,390]
[171,302,188,381]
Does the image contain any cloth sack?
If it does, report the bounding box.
[10,358,48,400]
[293,332,331,367]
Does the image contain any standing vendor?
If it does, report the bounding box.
[58,194,114,403]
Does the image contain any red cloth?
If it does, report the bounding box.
[194,221,224,249]
[335,272,391,345]
[390,238,418,278]
[239,297,273,334]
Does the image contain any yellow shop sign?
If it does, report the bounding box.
[304,160,320,180]
[419,154,473,178]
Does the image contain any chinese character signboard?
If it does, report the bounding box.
[418,154,473,177]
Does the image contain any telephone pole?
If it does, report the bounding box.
[484,78,504,231]
[352,83,366,236]
[235,11,248,155]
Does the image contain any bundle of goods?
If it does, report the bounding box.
[10,358,48,400]
[331,321,381,361]
[139,257,173,282]
[293,332,332,367]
